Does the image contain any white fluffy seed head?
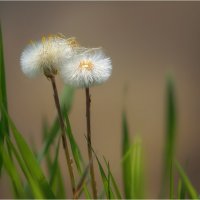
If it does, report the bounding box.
[60,48,112,88]
[20,35,79,78]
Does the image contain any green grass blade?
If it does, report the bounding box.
[122,111,131,198]
[0,23,9,137]
[65,115,84,172]
[175,161,198,199]
[48,139,66,198]
[1,106,55,198]
[178,179,186,199]
[130,136,144,199]
[65,117,91,199]
[6,138,45,198]
[49,139,60,187]
[94,153,114,199]
[161,76,177,198]
[107,162,111,199]
[0,145,25,198]
[0,23,9,174]
[103,157,122,199]
[75,161,91,198]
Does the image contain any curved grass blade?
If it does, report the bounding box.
[107,162,111,199]
[103,157,122,199]
[74,160,91,198]
[6,138,45,199]
[91,150,114,199]
[1,106,55,198]
[49,138,66,199]
[65,116,91,199]
[175,161,198,199]
[65,115,84,172]
[0,145,25,198]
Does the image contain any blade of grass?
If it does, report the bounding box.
[41,119,66,198]
[161,76,177,198]
[130,136,144,199]
[74,160,91,198]
[49,138,60,187]
[0,145,25,198]
[178,179,186,199]
[175,161,198,199]
[96,157,114,199]
[0,23,9,174]
[107,162,111,199]
[90,147,114,199]
[1,106,55,198]
[6,138,46,199]
[65,115,84,172]
[65,117,91,199]
[122,111,131,198]
[103,157,122,199]
[49,138,66,199]
[0,23,9,137]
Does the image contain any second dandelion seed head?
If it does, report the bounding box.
[61,48,112,88]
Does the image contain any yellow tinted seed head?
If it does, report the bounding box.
[79,60,94,71]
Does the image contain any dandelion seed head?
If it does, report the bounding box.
[61,48,112,87]
[20,35,77,78]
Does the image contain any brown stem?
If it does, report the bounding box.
[50,76,76,198]
[85,87,97,199]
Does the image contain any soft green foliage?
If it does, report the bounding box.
[130,136,144,198]
[178,179,186,199]
[175,161,198,199]
[1,107,55,198]
[122,111,145,199]
[0,144,25,198]
[161,75,177,198]
[0,25,199,199]
[103,157,122,199]
[122,111,131,198]
[95,155,114,199]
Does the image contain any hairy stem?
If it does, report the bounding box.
[85,87,97,199]
[50,76,76,198]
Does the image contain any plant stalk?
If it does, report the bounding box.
[85,87,97,199]
[50,76,76,198]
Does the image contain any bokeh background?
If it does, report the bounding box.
[0,1,200,198]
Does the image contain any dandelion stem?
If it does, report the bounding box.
[85,87,97,199]
[50,76,76,198]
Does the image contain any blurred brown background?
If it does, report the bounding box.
[1,1,200,198]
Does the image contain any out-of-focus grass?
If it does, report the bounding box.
[175,161,198,199]
[122,111,131,198]
[122,111,144,199]
[160,76,177,198]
